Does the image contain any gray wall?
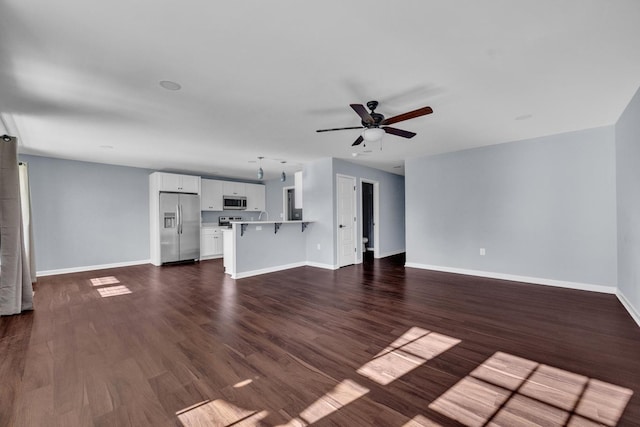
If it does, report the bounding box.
[265,176,293,221]
[333,159,406,259]
[405,127,618,288]
[616,86,640,317]
[303,158,335,267]
[19,155,151,272]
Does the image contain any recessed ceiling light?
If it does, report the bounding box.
[99,145,114,149]
[515,114,533,121]
[393,165,403,169]
[159,80,182,91]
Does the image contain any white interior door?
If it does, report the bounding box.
[337,175,356,267]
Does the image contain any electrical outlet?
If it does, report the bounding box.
[280,212,283,218]
[256,225,262,231]
[317,243,321,250]
[480,248,486,256]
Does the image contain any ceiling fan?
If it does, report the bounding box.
[316,100,433,146]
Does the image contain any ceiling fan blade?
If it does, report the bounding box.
[350,104,374,125]
[383,127,416,139]
[381,106,433,126]
[316,126,363,133]
[351,135,364,146]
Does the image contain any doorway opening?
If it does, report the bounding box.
[361,178,379,262]
[283,186,302,221]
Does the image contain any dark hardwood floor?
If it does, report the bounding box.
[2,255,639,426]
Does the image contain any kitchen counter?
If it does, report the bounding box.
[230,220,307,225]
[230,220,310,237]
[223,221,312,278]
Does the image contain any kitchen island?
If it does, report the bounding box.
[223,220,311,279]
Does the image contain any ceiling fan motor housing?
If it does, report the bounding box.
[363,114,384,127]
[363,101,384,128]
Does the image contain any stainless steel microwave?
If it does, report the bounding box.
[223,195,247,210]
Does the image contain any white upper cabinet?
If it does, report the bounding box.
[222,181,246,196]
[180,175,200,193]
[245,183,266,211]
[158,172,200,194]
[201,179,224,211]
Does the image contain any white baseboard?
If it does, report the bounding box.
[232,262,308,279]
[305,261,339,270]
[404,262,617,295]
[376,249,405,259]
[200,254,223,261]
[37,259,151,277]
[616,289,640,327]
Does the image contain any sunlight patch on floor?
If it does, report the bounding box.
[97,285,131,297]
[172,328,634,427]
[429,351,633,427]
[233,378,253,388]
[90,276,120,286]
[402,414,444,426]
[298,379,369,424]
[176,399,268,427]
[357,326,461,385]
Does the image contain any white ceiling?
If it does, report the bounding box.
[1,1,639,180]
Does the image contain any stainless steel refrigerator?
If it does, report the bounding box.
[159,192,200,263]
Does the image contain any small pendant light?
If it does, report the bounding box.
[257,156,264,180]
[280,161,287,182]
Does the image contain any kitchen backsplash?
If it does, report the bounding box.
[201,211,260,224]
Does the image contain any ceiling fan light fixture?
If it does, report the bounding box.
[362,127,385,142]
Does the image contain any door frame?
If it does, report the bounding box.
[360,178,380,259]
[282,185,294,220]
[336,174,357,267]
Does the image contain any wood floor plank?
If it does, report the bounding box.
[2,255,640,426]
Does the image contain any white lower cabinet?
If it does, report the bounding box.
[201,227,223,259]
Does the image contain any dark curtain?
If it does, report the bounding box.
[0,136,33,315]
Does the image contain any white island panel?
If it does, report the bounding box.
[224,221,311,279]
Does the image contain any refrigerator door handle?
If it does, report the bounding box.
[179,204,183,234]
[176,204,181,234]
